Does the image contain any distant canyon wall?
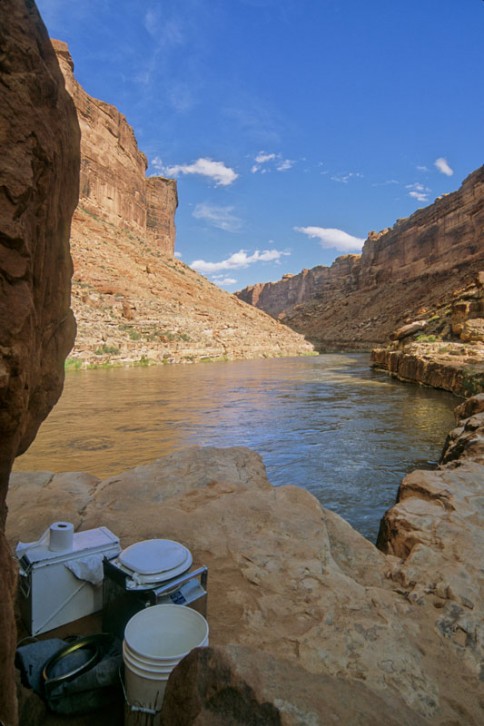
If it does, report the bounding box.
[52,40,177,255]
[236,166,484,344]
[238,255,360,318]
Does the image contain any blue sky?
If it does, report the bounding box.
[37,0,483,291]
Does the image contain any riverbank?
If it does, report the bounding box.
[7,393,484,723]
[371,340,484,398]
[68,209,315,369]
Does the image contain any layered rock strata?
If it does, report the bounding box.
[52,40,177,256]
[371,274,484,396]
[238,255,359,319]
[7,397,484,723]
[68,210,315,366]
[371,341,484,397]
[237,166,484,350]
[0,2,80,722]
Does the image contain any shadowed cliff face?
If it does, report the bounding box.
[236,166,484,349]
[0,2,80,722]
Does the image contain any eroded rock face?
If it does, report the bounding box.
[52,40,177,255]
[236,167,484,350]
[377,400,484,684]
[0,2,80,722]
[371,273,484,396]
[237,256,360,319]
[7,430,484,723]
[370,340,484,397]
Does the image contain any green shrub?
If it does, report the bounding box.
[94,344,120,355]
[133,355,152,367]
[65,358,83,370]
[415,334,440,343]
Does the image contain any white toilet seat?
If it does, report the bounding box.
[117,539,193,585]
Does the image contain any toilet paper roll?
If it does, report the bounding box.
[48,521,74,552]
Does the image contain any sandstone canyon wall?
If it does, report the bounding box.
[238,255,360,319]
[237,166,484,350]
[52,41,314,367]
[0,3,80,723]
[52,40,177,256]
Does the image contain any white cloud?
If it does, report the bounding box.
[434,157,454,176]
[151,156,167,174]
[211,275,238,286]
[255,152,276,164]
[191,248,289,273]
[276,158,294,171]
[251,151,294,174]
[371,179,399,187]
[406,182,431,203]
[151,157,238,186]
[295,226,365,252]
[193,204,242,232]
[331,171,363,184]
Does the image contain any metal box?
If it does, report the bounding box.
[102,558,208,638]
[17,526,120,635]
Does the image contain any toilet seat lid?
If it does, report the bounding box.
[118,539,192,581]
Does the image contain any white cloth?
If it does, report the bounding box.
[65,555,105,586]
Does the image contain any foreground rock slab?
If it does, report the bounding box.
[162,645,428,726]
[7,429,484,724]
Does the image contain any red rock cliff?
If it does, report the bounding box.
[237,167,484,348]
[52,40,177,255]
[238,256,360,318]
[0,3,80,722]
[359,166,484,285]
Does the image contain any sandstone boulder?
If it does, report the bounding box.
[161,645,428,726]
[377,409,484,691]
[392,320,427,341]
[454,392,484,420]
[0,2,80,721]
[461,318,484,343]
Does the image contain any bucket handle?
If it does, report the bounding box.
[119,666,161,717]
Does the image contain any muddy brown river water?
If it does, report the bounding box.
[14,353,458,542]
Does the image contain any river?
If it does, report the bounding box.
[13,353,458,542]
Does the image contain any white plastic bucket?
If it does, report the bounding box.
[123,604,209,724]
